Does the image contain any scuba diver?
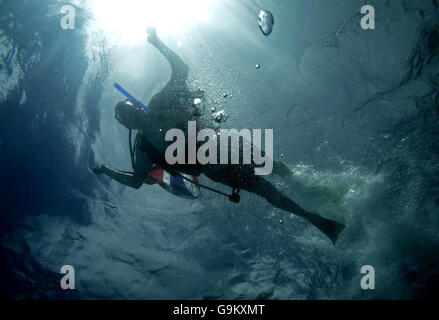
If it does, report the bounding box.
[93,28,345,245]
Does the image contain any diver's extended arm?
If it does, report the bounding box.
[147,27,188,83]
[93,133,153,189]
[93,165,146,189]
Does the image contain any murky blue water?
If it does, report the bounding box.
[1,0,438,299]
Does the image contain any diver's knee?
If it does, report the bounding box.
[132,179,144,189]
[252,178,276,198]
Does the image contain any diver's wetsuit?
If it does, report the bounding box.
[99,30,345,244]
[136,130,344,245]
[132,33,261,191]
[135,35,261,189]
[135,129,260,192]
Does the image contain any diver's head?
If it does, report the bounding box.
[114,100,145,130]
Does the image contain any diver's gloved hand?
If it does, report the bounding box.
[146,27,158,45]
[92,165,107,175]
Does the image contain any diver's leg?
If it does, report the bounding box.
[273,160,294,177]
[147,27,188,85]
[252,178,345,245]
[204,165,345,244]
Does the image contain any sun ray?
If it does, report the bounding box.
[90,0,213,45]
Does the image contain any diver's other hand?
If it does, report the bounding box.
[147,27,158,45]
[92,165,107,175]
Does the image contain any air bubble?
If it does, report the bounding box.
[213,110,228,123]
[258,10,274,36]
